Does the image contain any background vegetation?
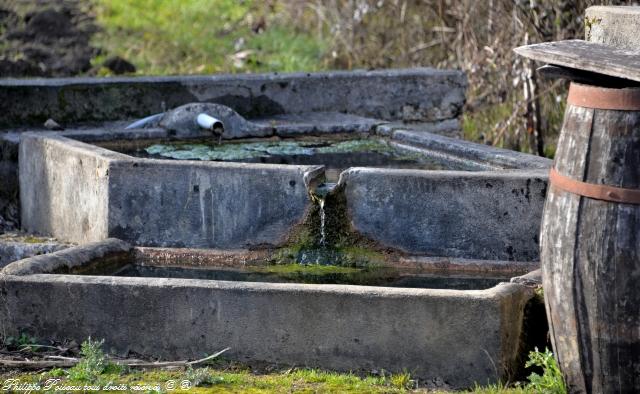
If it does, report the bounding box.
[92,0,636,157]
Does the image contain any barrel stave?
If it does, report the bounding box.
[541,97,640,393]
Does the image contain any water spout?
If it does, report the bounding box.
[196,113,225,143]
[311,182,337,256]
[196,113,223,132]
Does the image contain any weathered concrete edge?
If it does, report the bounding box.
[0,68,464,87]
[338,166,549,187]
[389,129,552,170]
[498,280,536,380]
[0,266,522,298]
[397,256,539,274]
[19,134,115,242]
[19,132,133,160]
[0,67,466,128]
[1,238,131,275]
[510,269,542,287]
[0,272,533,386]
[0,239,71,269]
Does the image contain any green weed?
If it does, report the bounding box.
[183,366,222,387]
[4,333,38,351]
[66,338,125,382]
[523,347,567,394]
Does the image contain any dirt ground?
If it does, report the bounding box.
[0,0,98,77]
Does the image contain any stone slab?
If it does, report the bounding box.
[19,134,126,243]
[341,168,548,261]
[107,159,318,248]
[1,238,129,275]
[0,233,71,269]
[391,129,552,170]
[586,6,640,51]
[0,68,466,128]
[0,270,532,388]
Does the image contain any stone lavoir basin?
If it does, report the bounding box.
[1,239,542,388]
[0,68,551,388]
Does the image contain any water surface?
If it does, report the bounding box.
[102,263,508,290]
[122,137,473,182]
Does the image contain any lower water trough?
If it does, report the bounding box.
[0,69,552,388]
[1,239,541,388]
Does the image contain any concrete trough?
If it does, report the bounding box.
[16,128,549,265]
[2,69,550,265]
[0,239,537,388]
[0,68,552,387]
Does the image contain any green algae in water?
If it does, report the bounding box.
[144,139,396,161]
[251,264,361,275]
[315,139,393,154]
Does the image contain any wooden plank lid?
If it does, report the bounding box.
[514,40,640,83]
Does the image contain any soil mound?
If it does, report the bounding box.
[0,1,98,77]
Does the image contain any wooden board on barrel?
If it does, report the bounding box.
[515,36,640,394]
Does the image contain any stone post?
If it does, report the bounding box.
[585,6,640,50]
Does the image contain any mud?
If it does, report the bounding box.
[0,1,98,77]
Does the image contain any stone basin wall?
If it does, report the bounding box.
[19,130,549,264]
[0,68,466,130]
[3,67,551,266]
[1,68,466,238]
[0,239,536,389]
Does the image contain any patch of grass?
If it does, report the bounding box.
[2,367,423,393]
[472,381,527,394]
[462,101,518,148]
[183,366,220,387]
[2,353,568,394]
[463,89,567,157]
[389,370,415,390]
[92,0,327,75]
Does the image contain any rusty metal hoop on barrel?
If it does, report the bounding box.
[540,82,640,394]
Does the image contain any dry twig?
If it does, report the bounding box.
[0,347,230,370]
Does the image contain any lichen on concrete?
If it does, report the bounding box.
[0,232,72,269]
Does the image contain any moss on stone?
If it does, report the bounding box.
[273,179,394,270]
[20,235,51,244]
[250,264,360,275]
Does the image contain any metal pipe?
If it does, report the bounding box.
[196,113,224,133]
[124,113,163,129]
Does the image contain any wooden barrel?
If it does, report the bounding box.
[540,82,640,394]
